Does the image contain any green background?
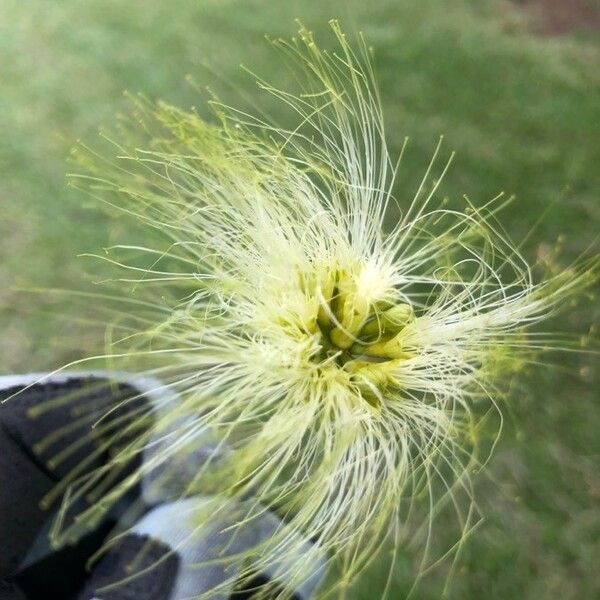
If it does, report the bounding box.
[1,1,598,597]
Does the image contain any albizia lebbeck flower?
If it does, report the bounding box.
[62,22,597,598]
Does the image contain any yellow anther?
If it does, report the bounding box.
[361,303,414,336]
[330,274,370,348]
[345,359,399,387]
[353,331,413,360]
[330,326,355,349]
[330,295,369,348]
[317,270,338,329]
[345,359,406,408]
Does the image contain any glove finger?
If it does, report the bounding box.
[76,534,179,600]
[0,428,54,578]
[0,375,152,483]
[0,374,156,598]
[82,497,325,600]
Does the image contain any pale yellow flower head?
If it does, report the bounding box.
[63,21,598,597]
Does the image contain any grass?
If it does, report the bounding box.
[1,0,598,597]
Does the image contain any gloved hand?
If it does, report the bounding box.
[0,374,324,600]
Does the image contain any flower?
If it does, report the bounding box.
[66,21,598,596]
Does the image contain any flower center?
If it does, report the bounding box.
[311,270,415,407]
[316,297,413,363]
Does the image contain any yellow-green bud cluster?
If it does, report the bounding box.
[314,270,415,407]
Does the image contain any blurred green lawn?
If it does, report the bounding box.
[1,0,598,597]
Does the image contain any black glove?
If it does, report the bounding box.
[0,374,323,600]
